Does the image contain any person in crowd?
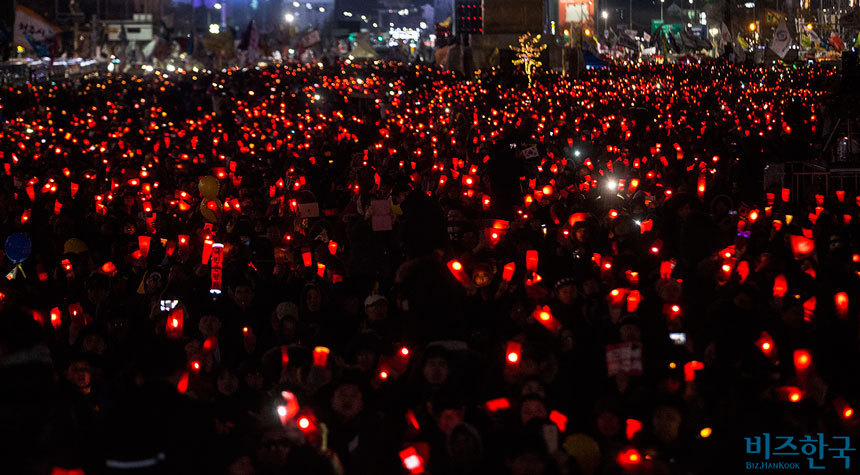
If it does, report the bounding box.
[0,59,856,475]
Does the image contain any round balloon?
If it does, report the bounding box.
[200,198,222,223]
[5,233,32,264]
[198,176,220,199]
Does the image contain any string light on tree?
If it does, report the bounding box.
[511,34,547,88]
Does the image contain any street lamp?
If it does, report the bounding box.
[601,10,608,38]
[285,13,295,23]
[213,3,221,10]
[209,23,220,34]
[660,0,665,22]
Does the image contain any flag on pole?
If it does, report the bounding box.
[736,33,750,50]
[24,34,51,58]
[14,6,60,51]
[239,20,260,64]
[765,9,784,25]
[807,29,821,47]
[829,32,845,51]
[720,22,731,46]
[769,19,792,59]
[300,30,321,49]
[733,35,747,63]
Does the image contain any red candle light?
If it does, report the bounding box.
[483,398,511,412]
[625,419,643,440]
[280,345,290,368]
[608,288,627,307]
[505,341,522,365]
[793,349,812,372]
[50,307,62,330]
[201,239,213,264]
[177,372,190,394]
[549,410,568,432]
[789,235,814,258]
[772,274,788,299]
[684,360,704,382]
[756,331,776,358]
[279,390,300,422]
[399,446,424,474]
[447,259,469,285]
[61,258,74,279]
[660,260,675,279]
[166,308,184,338]
[525,250,539,272]
[138,236,151,258]
[835,292,849,320]
[802,297,816,322]
[502,262,515,282]
[533,305,561,332]
[626,290,642,313]
[617,448,642,469]
[312,346,330,366]
[780,386,803,403]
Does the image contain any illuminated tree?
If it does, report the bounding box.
[511,33,547,88]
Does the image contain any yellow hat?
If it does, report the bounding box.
[63,238,89,255]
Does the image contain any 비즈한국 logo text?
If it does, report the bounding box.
[744,433,855,470]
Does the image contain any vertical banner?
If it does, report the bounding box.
[210,243,224,294]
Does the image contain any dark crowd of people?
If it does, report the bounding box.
[0,59,858,475]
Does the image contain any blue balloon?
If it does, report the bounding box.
[5,233,31,264]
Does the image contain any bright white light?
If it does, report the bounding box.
[601,10,608,19]
[744,1,755,7]
[343,11,353,17]
[166,64,176,72]
[574,150,581,157]
[209,23,220,34]
[285,13,294,22]
[318,6,325,12]
[306,3,312,9]
[605,179,617,191]
[419,21,427,29]
[276,406,287,417]
[213,3,222,9]
[373,22,378,27]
